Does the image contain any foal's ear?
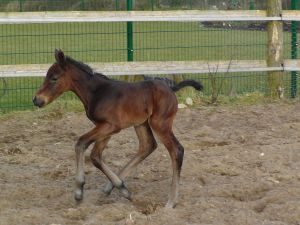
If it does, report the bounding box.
[55,49,66,67]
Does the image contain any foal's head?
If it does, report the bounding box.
[33,49,73,107]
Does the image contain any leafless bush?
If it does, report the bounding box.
[207,60,232,104]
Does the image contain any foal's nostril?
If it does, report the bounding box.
[32,96,37,105]
[32,96,45,107]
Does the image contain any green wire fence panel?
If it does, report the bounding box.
[0,21,267,111]
[0,22,128,64]
[0,0,120,11]
[0,0,298,111]
[0,21,269,64]
[0,20,295,111]
[185,71,294,96]
[0,21,271,64]
[133,22,268,61]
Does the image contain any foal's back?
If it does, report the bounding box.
[88,78,178,128]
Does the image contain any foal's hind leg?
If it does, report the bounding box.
[103,121,157,195]
[149,117,184,208]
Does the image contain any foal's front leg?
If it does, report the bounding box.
[74,123,121,201]
[103,121,157,195]
[90,138,132,200]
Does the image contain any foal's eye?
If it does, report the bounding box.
[50,77,58,83]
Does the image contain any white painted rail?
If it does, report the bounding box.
[1,60,298,78]
[1,10,300,24]
[0,10,284,24]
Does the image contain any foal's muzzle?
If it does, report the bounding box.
[32,96,45,108]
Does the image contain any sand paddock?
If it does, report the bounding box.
[1,102,300,225]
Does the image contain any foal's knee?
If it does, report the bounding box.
[90,147,103,169]
[75,138,89,153]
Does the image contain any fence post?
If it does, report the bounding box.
[267,0,284,98]
[249,0,255,10]
[127,0,133,62]
[189,0,193,9]
[230,0,238,9]
[124,0,136,82]
[151,0,154,10]
[115,0,120,11]
[80,0,85,11]
[19,0,23,12]
[291,0,299,98]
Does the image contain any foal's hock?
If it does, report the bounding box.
[33,49,203,208]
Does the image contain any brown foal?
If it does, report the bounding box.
[33,50,203,208]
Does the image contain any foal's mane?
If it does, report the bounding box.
[66,56,109,80]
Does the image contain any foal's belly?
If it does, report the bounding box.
[118,109,151,128]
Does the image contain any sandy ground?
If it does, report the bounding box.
[0,102,300,225]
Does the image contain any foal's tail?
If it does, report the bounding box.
[171,80,203,92]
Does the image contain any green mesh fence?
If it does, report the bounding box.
[0,0,298,112]
[0,23,128,64]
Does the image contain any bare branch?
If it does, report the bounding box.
[207,59,233,104]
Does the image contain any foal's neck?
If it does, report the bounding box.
[69,67,106,111]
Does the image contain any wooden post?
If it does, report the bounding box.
[267,0,284,98]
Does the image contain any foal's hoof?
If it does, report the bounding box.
[102,182,114,196]
[74,190,83,202]
[120,187,132,201]
[165,201,176,209]
[118,183,132,201]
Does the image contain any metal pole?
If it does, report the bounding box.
[115,0,120,11]
[19,0,23,12]
[80,0,85,11]
[127,0,133,61]
[291,0,299,98]
[189,0,192,9]
[249,0,255,10]
[230,0,238,9]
